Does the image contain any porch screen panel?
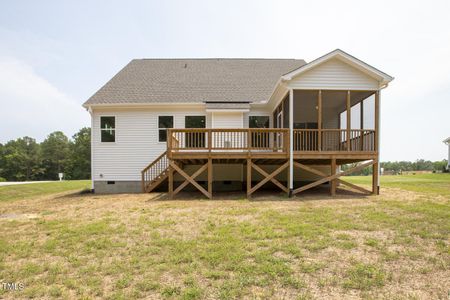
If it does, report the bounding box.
[322,91,347,151]
[293,90,319,151]
[362,95,375,130]
[283,96,289,128]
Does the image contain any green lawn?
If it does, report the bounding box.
[344,173,450,196]
[0,180,91,202]
[0,176,448,299]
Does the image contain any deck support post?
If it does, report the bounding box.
[168,161,174,199]
[289,88,294,195]
[372,160,379,195]
[247,158,252,199]
[330,158,336,196]
[208,158,213,199]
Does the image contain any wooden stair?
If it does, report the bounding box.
[141,151,169,193]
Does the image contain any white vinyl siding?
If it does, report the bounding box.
[211,112,244,150]
[287,58,379,90]
[211,112,244,128]
[92,106,206,181]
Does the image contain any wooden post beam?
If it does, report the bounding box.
[247,158,252,199]
[330,158,336,196]
[249,162,289,196]
[293,160,375,195]
[251,163,289,194]
[372,160,379,195]
[339,179,372,194]
[170,162,211,199]
[293,161,371,194]
[208,158,213,198]
[173,163,208,196]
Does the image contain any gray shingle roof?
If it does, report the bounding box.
[83,58,306,106]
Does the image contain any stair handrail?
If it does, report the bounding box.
[141,151,168,192]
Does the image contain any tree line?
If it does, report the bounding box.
[342,159,448,176]
[381,159,448,174]
[0,128,90,181]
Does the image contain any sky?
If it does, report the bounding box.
[0,0,449,161]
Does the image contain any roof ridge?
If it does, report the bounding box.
[136,58,304,61]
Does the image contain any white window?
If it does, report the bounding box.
[100,116,115,142]
[158,116,173,142]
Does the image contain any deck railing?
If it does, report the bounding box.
[166,128,375,154]
[168,128,290,153]
[293,129,375,152]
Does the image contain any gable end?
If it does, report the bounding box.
[286,58,380,90]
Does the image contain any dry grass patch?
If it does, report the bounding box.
[0,182,449,299]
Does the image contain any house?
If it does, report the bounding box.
[83,49,394,198]
[444,137,450,170]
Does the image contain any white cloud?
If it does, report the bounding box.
[0,57,89,143]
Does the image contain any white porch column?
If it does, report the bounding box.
[89,107,94,191]
[375,90,381,192]
[289,89,294,192]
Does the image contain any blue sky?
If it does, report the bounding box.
[0,0,449,161]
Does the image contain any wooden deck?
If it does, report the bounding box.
[142,128,379,198]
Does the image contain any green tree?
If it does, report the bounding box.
[66,127,91,179]
[1,137,43,181]
[0,142,5,180]
[41,131,70,180]
[433,159,448,172]
[413,159,433,171]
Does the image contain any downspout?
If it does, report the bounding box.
[289,89,294,195]
[88,107,95,192]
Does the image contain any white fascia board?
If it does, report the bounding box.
[267,83,289,112]
[84,102,205,110]
[206,109,249,113]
